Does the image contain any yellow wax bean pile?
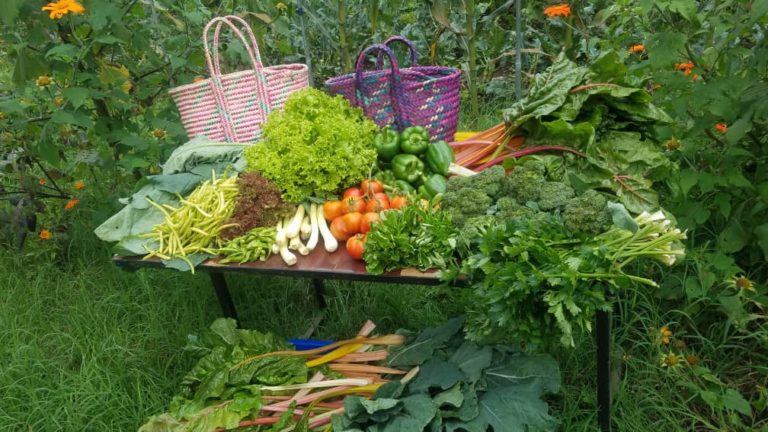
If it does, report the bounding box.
[142,172,239,267]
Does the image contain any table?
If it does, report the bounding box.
[113,251,614,431]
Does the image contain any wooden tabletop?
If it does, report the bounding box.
[112,249,456,286]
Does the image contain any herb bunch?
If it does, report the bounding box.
[363,203,465,275]
[448,210,686,347]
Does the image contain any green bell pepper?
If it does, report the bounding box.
[399,126,430,155]
[394,180,416,196]
[373,127,401,161]
[419,174,448,198]
[392,154,424,184]
[425,140,454,176]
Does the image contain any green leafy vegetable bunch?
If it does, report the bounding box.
[333,317,562,432]
[445,210,686,347]
[244,88,378,202]
[139,318,307,432]
[363,202,464,275]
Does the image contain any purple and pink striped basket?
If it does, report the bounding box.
[169,16,309,143]
[324,36,461,142]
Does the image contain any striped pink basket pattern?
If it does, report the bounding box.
[324,36,461,142]
[169,16,309,143]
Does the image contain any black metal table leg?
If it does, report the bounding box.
[596,307,612,431]
[311,278,327,309]
[209,272,238,322]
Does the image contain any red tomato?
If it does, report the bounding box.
[346,234,366,260]
[341,196,366,214]
[365,193,390,212]
[341,212,363,234]
[323,200,344,221]
[390,196,408,210]
[361,179,384,196]
[330,217,353,241]
[343,187,363,199]
[360,212,381,234]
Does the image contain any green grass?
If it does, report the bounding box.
[1,222,765,431]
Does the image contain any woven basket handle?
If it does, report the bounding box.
[203,16,272,142]
[354,44,405,129]
[375,36,419,69]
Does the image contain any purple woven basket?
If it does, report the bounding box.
[324,36,461,142]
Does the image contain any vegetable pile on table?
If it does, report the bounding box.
[95,49,694,429]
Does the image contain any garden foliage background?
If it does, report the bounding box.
[0,0,767,430]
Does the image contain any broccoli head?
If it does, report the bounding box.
[504,160,546,205]
[462,215,497,242]
[494,197,537,223]
[440,188,493,228]
[447,166,506,200]
[562,189,610,234]
[538,181,575,211]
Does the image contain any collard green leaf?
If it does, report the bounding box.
[380,394,437,432]
[408,358,465,394]
[344,396,402,423]
[485,353,561,394]
[162,254,211,272]
[433,384,464,409]
[387,317,464,367]
[465,386,559,432]
[448,341,492,384]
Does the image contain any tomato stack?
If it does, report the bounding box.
[322,179,407,260]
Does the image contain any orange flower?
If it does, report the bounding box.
[659,326,673,345]
[628,44,645,54]
[64,198,80,210]
[39,229,51,240]
[74,180,85,190]
[193,76,206,83]
[544,4,571,18]
[39,178,47,186]
[692,74,700,81]
[686,354,700,366]
[715,123,728,134]
[36,75,52,87]
[42,0,85,20]
[675,62,695,76]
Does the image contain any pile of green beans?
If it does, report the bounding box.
[142,173,239,267]
[215,226,277,264]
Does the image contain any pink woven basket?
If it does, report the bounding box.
[169,16,309,143]
[324,36,461,142]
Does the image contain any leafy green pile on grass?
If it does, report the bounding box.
[333,317,561,432]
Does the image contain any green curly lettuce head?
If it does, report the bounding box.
[244,88,378,202]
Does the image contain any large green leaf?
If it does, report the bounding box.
[12,46,48,88]
[485,353,561,394]
[51,110,94,129]
[387,317,463,367]
[447,341,492,384]
[0,0,23,25]
[464,386,559,432]
[380,394,437,432]
[408,358,465,394]
[503,53,589,130]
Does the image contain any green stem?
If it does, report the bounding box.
[464,0,479,118]
[337,0,352,72]
[546,272,658,287]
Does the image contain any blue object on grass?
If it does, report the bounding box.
[289,338,335,351]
